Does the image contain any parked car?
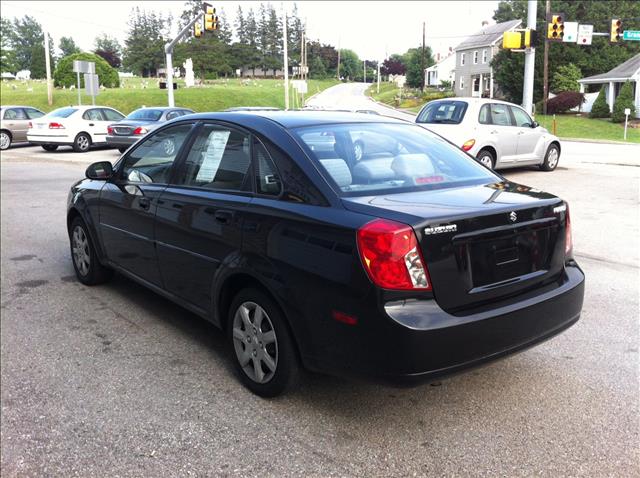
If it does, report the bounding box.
[27,105,125,152]
[106,107,194,153]
[0,105,45,150]
[68,111,584,397]
[416,98,561,171]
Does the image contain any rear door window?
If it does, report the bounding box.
[254,138,282,196]
[83,109,104,121]
[4,108,27,120]
[416,101,468,124]
[25,108,45,119]
[102,108,124,122]
[489,104,513,126]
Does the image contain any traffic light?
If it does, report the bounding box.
[547,14,564,41]
[610,19,623,42]
[194,21,202,37]
[204,5,216,31]
[524,28,537,48]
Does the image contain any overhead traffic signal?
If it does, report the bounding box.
[610,19,623,43]
[204,5,216,31]
[547,14,564,41]
[194,21,202,37]
[524,28,538,48]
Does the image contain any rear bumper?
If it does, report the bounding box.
[306,264,585,384]
[106,135,139,147]
[27,134,73,145]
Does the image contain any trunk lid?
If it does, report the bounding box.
[111,121,155,136]
[343,182,568,313]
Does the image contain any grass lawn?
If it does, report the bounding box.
[366,83,426,111]
[535,114,640,144]
[0,77,339,115]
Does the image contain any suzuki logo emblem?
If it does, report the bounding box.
[509,211,517,222]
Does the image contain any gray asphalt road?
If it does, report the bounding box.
[1,146,638,477]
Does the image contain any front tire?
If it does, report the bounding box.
[540,144,560,171]
[0,130,11,150]
[69,217,113,285]
[41,144,59,151]
[228,288,300,397]
[73,133,91,153]
[477,149,495,169]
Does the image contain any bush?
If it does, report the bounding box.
[547,91,585,114]
[551,63,581,93]
[589,87,610,118]
[421,90,455,102]
[611,81,635,123]
[54,52,119,88]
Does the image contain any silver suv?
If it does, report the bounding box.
[416,98,561,171]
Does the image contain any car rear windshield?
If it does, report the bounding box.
[48,107,77,118]
[127,109,163,121]
[416,100,468,124]
[293,123,498,196]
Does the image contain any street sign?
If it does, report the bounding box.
[577,24,594,45]
[623,30,640,41]
[563,22,578,42]
[84,73,99,96]
[73,60,95,74]
[292,80,307,94]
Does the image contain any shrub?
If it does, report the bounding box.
[589,87,610,118]
[53,52,119,88]
[611,81,635,123]
[546,91,585,114]
[421,90,455,103]
[551,63,581,93]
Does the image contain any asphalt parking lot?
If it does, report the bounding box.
[1,142,638,476]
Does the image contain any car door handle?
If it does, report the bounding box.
[214,210,234,224]
[139,197,151,210]
[490,130,498,134]
[88,123,95,126]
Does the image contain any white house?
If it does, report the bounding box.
[425,53,456,88]
[578,53,640,118]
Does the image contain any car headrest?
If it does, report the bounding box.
[320,158,352,187]
[391,154,435,178]
[352,157,395,183]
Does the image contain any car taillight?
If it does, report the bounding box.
[133,126,148,135]
[107,126,114,135]
[49,122,65,129]
[565,205,573,256]
[462,139,476,151]
[356,219,432,291]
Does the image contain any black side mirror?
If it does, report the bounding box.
[86,161,114,180]
[531,121,539,128]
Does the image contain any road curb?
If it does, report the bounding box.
[560,137,640,146]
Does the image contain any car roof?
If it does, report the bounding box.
[50,105,121,112]
[180,110,410,129]
[1,105,43,109]
[131,106,192,111]
[429,97,519,107]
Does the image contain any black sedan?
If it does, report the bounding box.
[67,111,585,397]
[106,107,194,153]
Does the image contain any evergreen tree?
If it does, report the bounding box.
[611,82,635,123]
[6,15,55,78]
[0,18,17,73]
[122,8,169,76]
[552,63,581,93]
[235,5,247,45]
[589,87,610,118]
[58,36,80,58]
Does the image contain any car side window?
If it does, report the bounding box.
[83,109,104,121]
[510,106,533,127]
[102,108,124,122]
[176,124,251,191]
[165,110,180,120]
[25,108,45,119]
[478,104,491,124]
[489,104,512,127]
[254,138,282,196]
[4,108,27,120]
[122,123,193,184]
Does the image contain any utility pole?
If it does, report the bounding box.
[422,21,426,92]
[283,4,289,110]
[43,30,53,106]
[337,37,341,80]
[363,60,366,83]
[522,0,537,114]
[377,58,381,93]
[542,0,550,114]
[164,11,204,107]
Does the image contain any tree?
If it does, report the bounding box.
[381,54,406,76]
[404,46,434,88]
[546,91,585,114]
[58,36,80,58]
[491,0,640,103]
[6,15,55,78]
[122,8,170,76]
[54,52,119,88]
[589,87,610,118]
[1,18,17,73]
[551,63,581,93]
[611,82,635,123]
[339,49,360,80]
[94,34,121,68]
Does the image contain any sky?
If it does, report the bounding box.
[1,0,500,61]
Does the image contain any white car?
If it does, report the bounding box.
[416,98,561,171]
[27,105,125,152]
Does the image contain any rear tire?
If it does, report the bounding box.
[73,133,91,153]
[69,217,113,285]
[227,288,300,397]
[41,144,58,151]
[118,146,128,154]
[477,149,495,169]
[0,130,11,150]
[540,144,560,171]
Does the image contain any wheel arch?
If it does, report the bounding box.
[549,140,561,154]
[67,204,107,262]
[0,128,12,139]
[477,145,497,160]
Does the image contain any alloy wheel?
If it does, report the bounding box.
[77,135,90,151]
[162,139,175,156]
[0,132,10,150]
[547,148,559,169]
[232,301,278,384]
[354,142,364,161]
[72,225,91,276]
[479,154,493,169]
